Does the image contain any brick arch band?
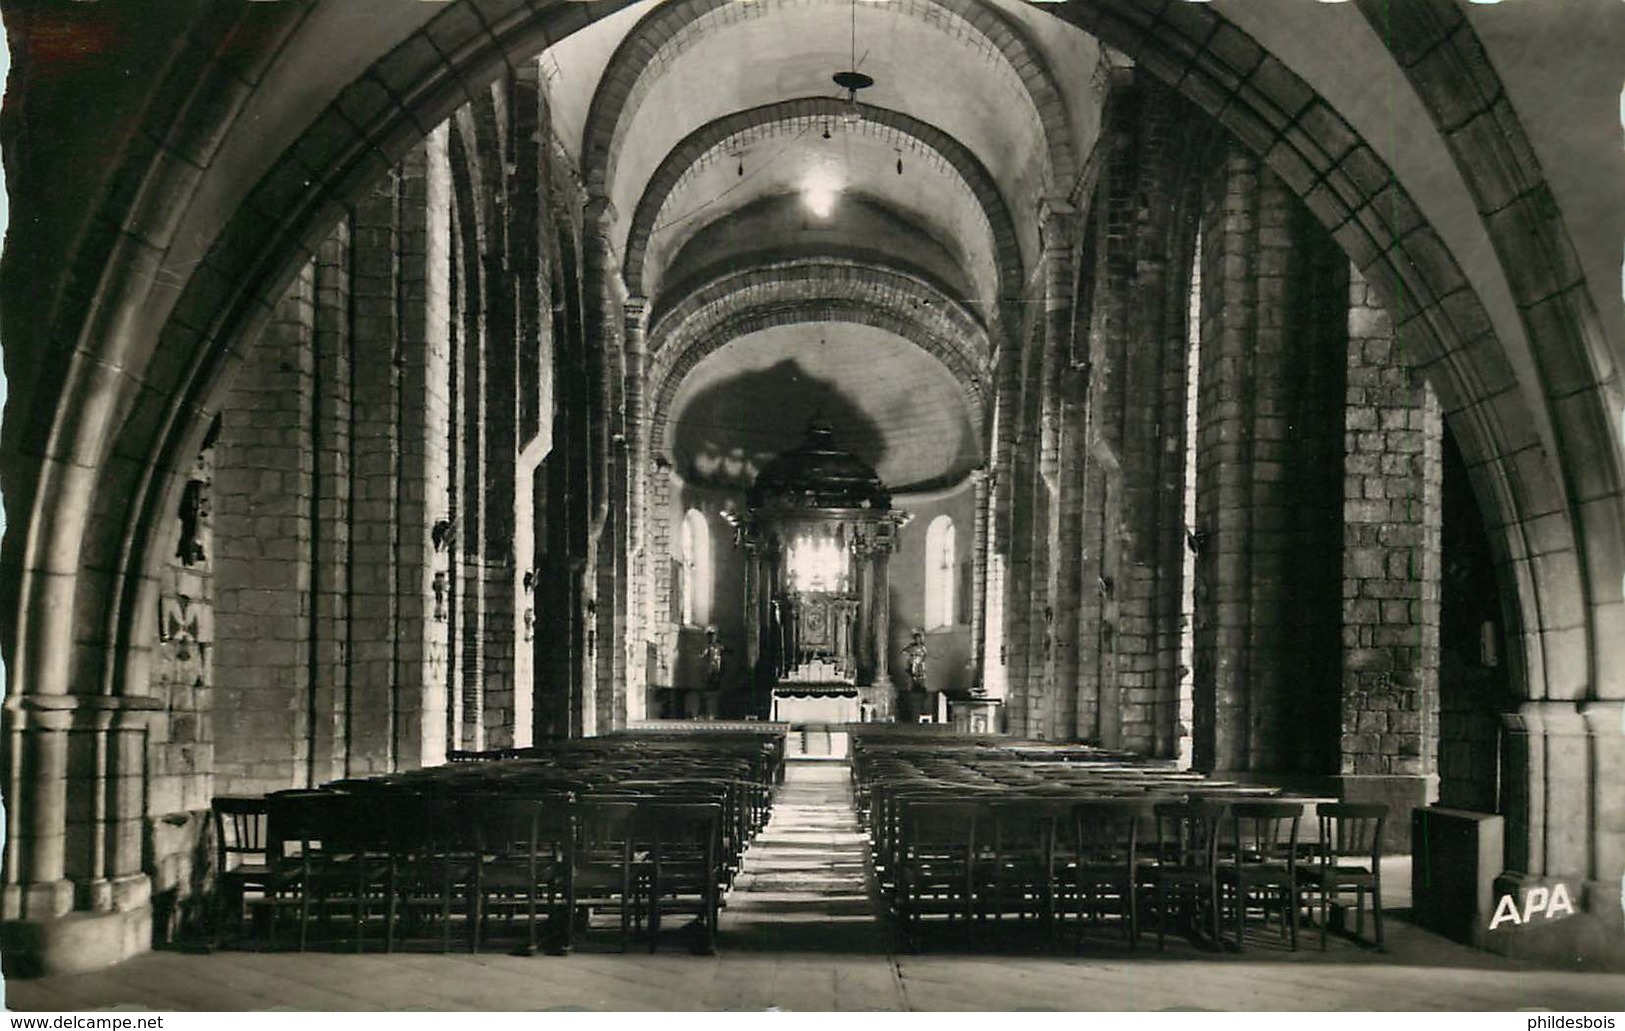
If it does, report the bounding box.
[651,306,990,464]
[578,0,1079,203]
[623,97,1021,305]
[18,0,1614,738]
[646,258,993,451]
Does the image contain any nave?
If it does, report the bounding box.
[8,754,1623,1013]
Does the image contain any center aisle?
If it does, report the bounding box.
[704,759,907,1009]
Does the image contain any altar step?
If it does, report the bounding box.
[784,727,851,759]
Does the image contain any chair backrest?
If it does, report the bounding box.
[470,796,571,871]
[900,800,983,855]
[265,791,351,867]
[1072,800,1141,867]
[639,802,723,869]
[576,799,640,863]
[1153,800,1227,872]
[987,799,1061,861]
[1228,801,1304,866]
[1316,802,1387,867]
[385,793,472,862]
[212,796,269,873]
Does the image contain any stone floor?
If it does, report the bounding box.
[8,762,1624,1011]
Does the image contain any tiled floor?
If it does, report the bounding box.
[8,762,1623,1012]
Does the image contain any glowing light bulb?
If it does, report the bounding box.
[801,166,842,219]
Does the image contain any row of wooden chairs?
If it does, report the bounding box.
[215,790,729,955]
[213,731,787,954]
[874,793,1386,953]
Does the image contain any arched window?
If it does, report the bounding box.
[924,515,956,629]
[680,508,711,626]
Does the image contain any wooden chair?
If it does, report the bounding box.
[639,801,724,955]
[1218,801,1303,951]
[265,791,392,952]
[895,800,984,950]
[1070,799,1142,949]
[387,794,477,953]
[985,798,1064,940]
[469,796,574,955]
[573,798,640,952]
[1306,802,1387,950]
[1149,800,1226,950]
[211,796,271,947]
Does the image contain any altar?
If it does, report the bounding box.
[727,420,910,722]
[770,683,861,724]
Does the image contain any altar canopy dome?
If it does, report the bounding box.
[748,420,892,513]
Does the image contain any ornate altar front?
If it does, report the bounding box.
[727,421,909,722]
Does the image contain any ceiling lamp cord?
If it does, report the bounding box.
[832,0,873,125]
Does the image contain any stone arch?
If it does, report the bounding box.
[4,5,1619,956]
[14,0,1599,725]
[622,97,1021,305]
[577,0,1078,201]
[647,256,992,429]
[1352,0,1625,693]
[1043,0,1618,708]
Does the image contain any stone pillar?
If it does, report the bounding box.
[348,170,403,773]
[1040,199,1077,741]
[581,198,618,734]
[311,225,353,780]
[1579,700,1625,929]
[2,700,79,924]
[478,230,517,753]
[743,546,761,675]
[873,549,893,687]
[396,132,455,768]
[969,468,989,690]
[1337,267,1443,824]
[855,546,876,684]
[622,296,649,722]
[1193,147,1346,774]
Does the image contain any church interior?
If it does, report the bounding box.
[0,0,1623,1006]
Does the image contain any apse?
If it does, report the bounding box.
[666,323,981,491]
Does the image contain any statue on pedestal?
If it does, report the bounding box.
[903,628,929,692]
[901,628,929,721]
[701,626,725,718]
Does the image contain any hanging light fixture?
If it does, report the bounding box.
[832,0,873,126]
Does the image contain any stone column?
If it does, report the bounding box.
[622,296,649,722]
[1337,267,1442,825]
[855,544,876,684]
[395,132,455,768]
[872,549,893,687]
[969,468,989,689]
[1193,147,1346,774]
[581,197,617,735]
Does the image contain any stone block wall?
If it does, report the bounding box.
[213,260,316,795]
[1192,146,1348,774]
[1339,268,1443,788]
